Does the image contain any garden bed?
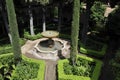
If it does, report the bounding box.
[79,39,107,57]
[58,55,103,80]
[0,39,26,55]
[0,53,45,80]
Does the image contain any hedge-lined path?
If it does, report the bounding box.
[45,60,57,80]
[99,40,118,80]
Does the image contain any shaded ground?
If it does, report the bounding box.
[99,40,118,80]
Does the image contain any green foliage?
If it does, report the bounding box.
[0,54,45,80]
[5,0,22,62]
[59,34,71,40]
[91,1,105,23]
[79,39,107,57]
[12,55,45,80]
[0,64,15,80]
[63,62,73,75]
[63,57,95,77]
[25,0,49,5]
[24,31,43,40]
[12,61,39,80]
[109,60,120,80]
[58,55,103,80]
[109,49,120,80]
[80,2,85,13]
[0,46,12,55]
[0,54,14,80]
[19,38,27,46]
[0,38,26,55]
[91,1,106,32]
[35,0,49,5]
[0,54,13,65]
[71,0,80,64]
[0,74,3,80]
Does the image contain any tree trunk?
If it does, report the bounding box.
[0,0,12,43]
[81,12,89,44]
[29,5,35,36]
[70,0,80,65]
[81,0,94,44]
[42,6,46,32]
[58,2,62,32]
[5,0,22,64]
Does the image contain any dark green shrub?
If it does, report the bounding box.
[24,31,42,40]
[0,48,12,55]
[12,60,39,80]
[0,44,12,55]
[109,49,120,80]
[63,58,95,77]
[0,38,26,55]
[91,1,105,31]
[12,55,45,80]
[0,54,15,80]
[59,34,71,40]
[58,55,103,80]
[0,54,13,65]
[63,62,73,75]
[19,38,27,46]
[0,54,45,80]
[109,60,120,80]
[79,38,107,57]
[0,74,3,80]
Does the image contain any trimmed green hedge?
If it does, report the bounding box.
[0,39,26,55]
[0,53,45,80]
[0,47,12,55]
[79,39,107,57]
[58,55,103,80]
[24,32,43,40]
[59,34,107,57]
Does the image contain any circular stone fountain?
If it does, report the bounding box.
[21,30,70,61]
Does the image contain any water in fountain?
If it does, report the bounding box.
[37,39,63,52]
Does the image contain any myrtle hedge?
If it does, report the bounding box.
[58,55,103,80]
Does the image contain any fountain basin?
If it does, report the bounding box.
[22,30,70,61]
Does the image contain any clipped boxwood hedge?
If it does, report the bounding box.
[0,45,12,55]
[0,53,45,80]
[0,47,12,55]
[0,38,26,55]
[79,39,107,57]
[58,55,103,80]
[24,32,43,40]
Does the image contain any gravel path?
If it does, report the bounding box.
[45,60,57,80]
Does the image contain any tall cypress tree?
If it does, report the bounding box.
[5,0,22,63]
[70,0,80,65]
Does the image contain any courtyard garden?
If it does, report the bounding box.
[0,0,120,80]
